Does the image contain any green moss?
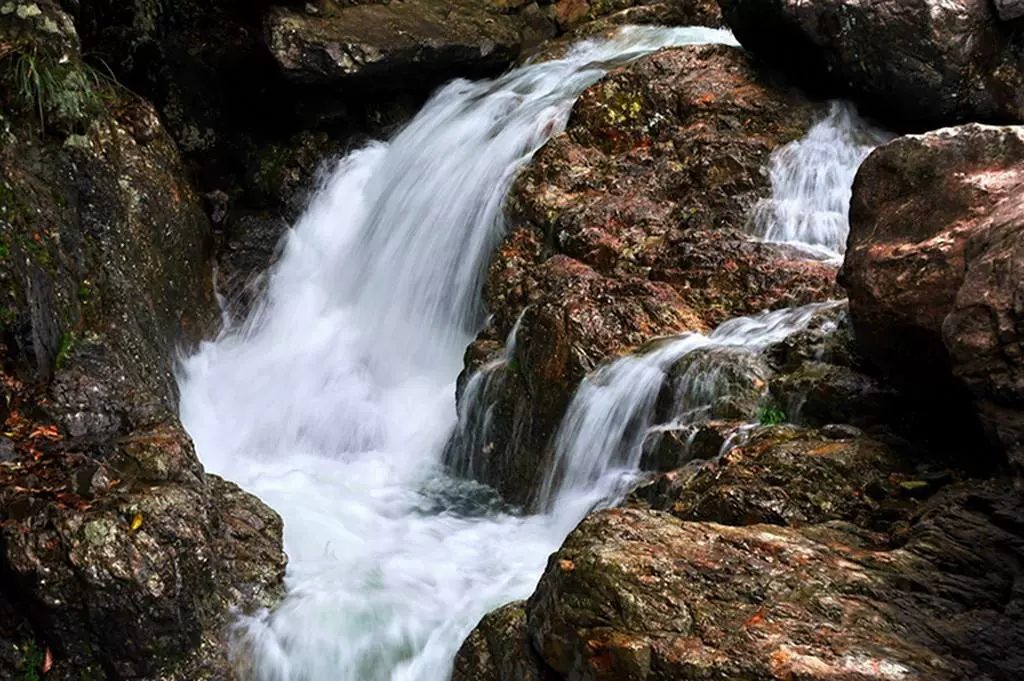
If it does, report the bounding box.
[757,403,787,426]
[55,329,73,370]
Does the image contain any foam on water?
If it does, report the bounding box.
[178,26,740,681]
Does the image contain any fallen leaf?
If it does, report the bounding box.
[130,513,143,532]
[42,646,52,674]
[743,607,767,628]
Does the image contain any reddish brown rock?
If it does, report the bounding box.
[634,425,912,531]
[840,124,1024,467]
[521,484,1024,681]
[446,44,839,506]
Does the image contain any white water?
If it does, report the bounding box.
[177,26,742,681]
[751,101,890,257]
[537,302,839,515]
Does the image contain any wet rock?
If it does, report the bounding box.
[522,486,1024,681]
[637,425,909,530]
[453,601,557,681]
[995,0,1024,21]
[0,428,286,680]
[840,124,1024,467]
[718,0,1024,128]
[265,0,523,86]
[639,420,743,471]
[447,44,839,506]
[0,8,286,679]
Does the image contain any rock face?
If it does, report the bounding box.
[524,485,1024,681]
[266,0,523,86]
[446,44,841,507]
[634,425,912,530]
[840,124,1024,467]
[0,3,286,678]
[453,602,557,681]
[718,0,1024,129]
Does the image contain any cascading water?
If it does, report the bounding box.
[536,302,841,517]
[177,26,742,681]
[750,102,891,257]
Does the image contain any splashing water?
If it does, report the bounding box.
[750,102,891,257]
[537,302,840,517]
[177,26,739,681]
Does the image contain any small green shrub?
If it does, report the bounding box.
[757,403,787,426]
[1,45,103,132]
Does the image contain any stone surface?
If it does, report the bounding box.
[0,6,286,678]
[453,602,557,681]
[523,487,1024,681]
[718,0,1024,129]
[446,44,840,506]
[265,0,523,86]
[994,0,1024,21]
[840,124,1024,467]
[634,425,912,531]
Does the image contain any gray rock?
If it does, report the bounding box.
[995,0,1024,21]
[719,0,1024,128]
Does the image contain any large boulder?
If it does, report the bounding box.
[840,124,1024,468]
[717,0,1024,129]
[446,44,841,507]
[0,4,286,678]
[522,485,1024,681]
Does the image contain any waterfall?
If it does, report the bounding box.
[537,302,841,517]
[177,26,741,681]
[750,102,891,257]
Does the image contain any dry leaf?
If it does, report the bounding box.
[130,513,144,532]
[42,646,52,674]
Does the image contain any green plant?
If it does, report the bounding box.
[18,640,44,681]
[757,403,787,426]
[2,46,103,132]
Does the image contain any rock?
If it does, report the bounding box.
[639,420,744,471]
[453,601,557,681]
[995,0,1024,21]
[0,8,286,678]
[636,425,911,530]
[0,429,286,680]
[71,0,286,159]
[718,0,1024,129]
[446,44,840,506]
[265,0,523,86]
[840,124,1024,467]
[523,487,1024,681]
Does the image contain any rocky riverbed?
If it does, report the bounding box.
[3,0,1024,679]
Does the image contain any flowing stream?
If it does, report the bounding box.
[177,25,882,681]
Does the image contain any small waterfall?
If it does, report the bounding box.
[750,102,890,257]
[177,26,740,681]
[538,302,840,517]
